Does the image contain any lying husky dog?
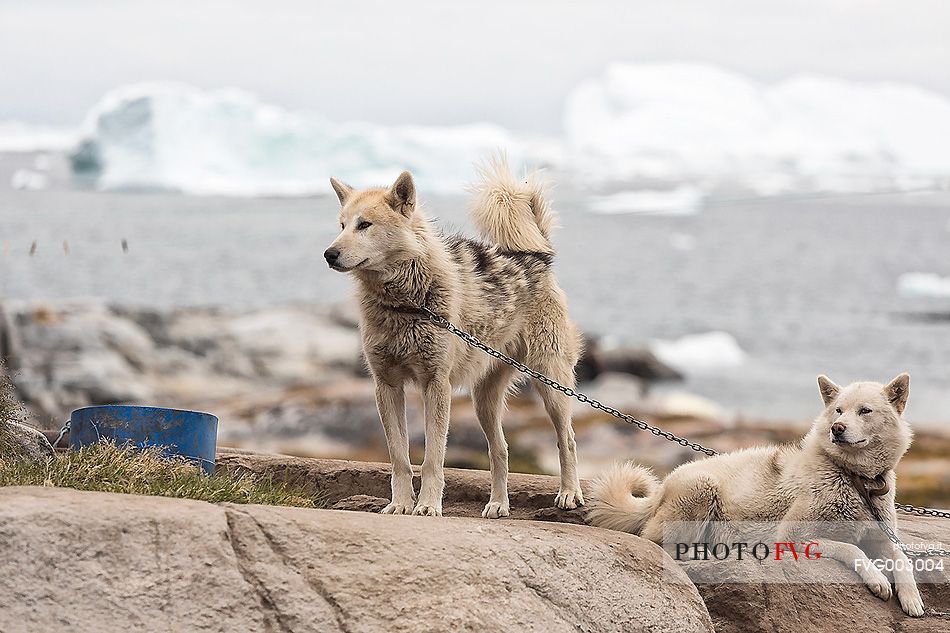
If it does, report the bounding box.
[324,159,584,518]
[588,374,925,616]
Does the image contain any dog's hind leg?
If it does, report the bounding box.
[473,363,518,518]
[529,358,584,510]
[376,382,415,515]
[414,375,453,517]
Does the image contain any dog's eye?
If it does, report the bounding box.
[340,222,345,230]
[859,407,872,415]
[357,220,372,231]
[835,407,842,414]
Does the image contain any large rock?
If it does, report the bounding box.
[217,452,950,631]
[159,305,362,379]
[0,301,363,425]
[2,302,154,418]
[0,486,713,633]
[1,422,54,462]
[577,336,682,385]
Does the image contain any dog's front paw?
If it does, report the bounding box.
[381,501,414,515]
[897,583,925,617]
[481,500,510,519]
[555,486,584,510]
[863,567,892,601]
[411,502,442,517]
[411,494,442,516]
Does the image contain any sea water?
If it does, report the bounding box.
[2,185,949,426]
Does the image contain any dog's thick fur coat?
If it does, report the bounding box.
[325,159,583,519]
[587,374,925,616]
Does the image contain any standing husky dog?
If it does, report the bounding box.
[587,374,925,616]
[324,159,584,518]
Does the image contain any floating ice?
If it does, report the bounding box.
[897,273,950,299]
[0,121,76,152]
[564,63,950,194]
[587,185,703,215]
[71,82,543,196]
[10,169,50,191]
[651,331,747,373]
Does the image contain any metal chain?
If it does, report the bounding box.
[417,306,950,558]
[418,306,718,457]
[895,502,950,520]
[866,501,950,559]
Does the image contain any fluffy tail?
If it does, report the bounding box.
[468,155,555,253]
[586,462,660,534]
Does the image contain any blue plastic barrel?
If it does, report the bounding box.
[69,405,218,474]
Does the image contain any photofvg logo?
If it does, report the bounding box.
[660,521,947,585]
[673,540,823,562]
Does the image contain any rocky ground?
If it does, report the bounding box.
[0,484,712,633]
[217,451,950,632]
[2,299,948,506]
[2,453,948,632]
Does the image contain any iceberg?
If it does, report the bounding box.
[0,120,76,152]
[564,63,950,194]
[57,65,950,198]
[10,169,51,191]
[651,331,747,373]
[70,82,542,196]
[587,185,703,215]
[897,272,950,299]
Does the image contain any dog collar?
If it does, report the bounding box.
[849,471,890,509]
[380,287,435,317]
[382,302,426,316]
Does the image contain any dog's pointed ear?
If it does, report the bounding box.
[388,171,416,217]
[883,373,910,415]
[329,177,353,206]
[817,375,840,407]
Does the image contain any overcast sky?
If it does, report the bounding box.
[2,0,949,133]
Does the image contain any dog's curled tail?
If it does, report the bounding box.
[468,155,555,253]
[586,462,660,535]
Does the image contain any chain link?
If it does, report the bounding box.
[417,305,949,558]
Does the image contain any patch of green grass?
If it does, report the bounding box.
[0,442,324,509]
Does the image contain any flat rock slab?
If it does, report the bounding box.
[0,486,712,633]
[216,449,588,522]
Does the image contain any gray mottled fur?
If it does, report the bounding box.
[326,159,583,519]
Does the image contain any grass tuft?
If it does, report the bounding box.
[0,418,18,461]
[0,441,324,508]
[0,362,30,461]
